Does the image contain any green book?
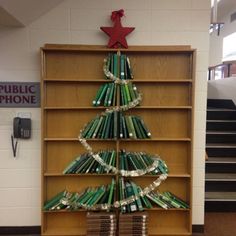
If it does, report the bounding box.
[131,153,144,170]
[137,186,152,209]
[161,194,180,208]
[107,178,115,211]
[164,192,189,209]
[147,193,168,209]
[99,151,109,174]
[104,113,112,139]
[128,116,137,139]
[123,54,128,80]
[113,53,118,77]
[98,185,110,204]
[104,83,112,106]
[126,56,133,79]
[121,115,128,138]
[63,156,80,174]
[87,186,106,207]
[112,83,117,106]
[120,54,125,80]
[100,114,109,139]
[130,181,143,211]
[136,116,151,138]
[93,84,104,106]
[119,177,127,213]
[81,117,97,138]
[43,190,67,211]
[119,111,123,138]
[125,116,133,139]
[96,83,108,106]
[76,156,94,173]
[106,150,115,173]
[85,116,100,138]
[127,82,136,101]
[92,115,104,138]
[132,84,139,99]
[113,110,118,139]
[132,116,143,139]
[120,84,127,105]
[125,181,137,212]
[124,83,131,103]
[80,188,96,205]
[108,82,115,106]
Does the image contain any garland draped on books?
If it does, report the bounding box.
[75,52,169,211]
[44,178,189,212]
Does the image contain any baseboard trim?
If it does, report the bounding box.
[192,224,204,233]
[0,225,203,235]
[0,226,40,235]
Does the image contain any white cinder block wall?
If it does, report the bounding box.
[0,0,210,227]
[209,4,236,66]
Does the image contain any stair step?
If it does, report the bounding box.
[205,192,236,201]
[206,162,236,173]
[207,131,236,134]
[206,144,236,148]
[206,173,236,181]
[207,99,236,109]
[207,120,236,131]
[206,157,236,163]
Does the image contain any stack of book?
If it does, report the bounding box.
[119,150,168,175]
[146,191,189,209]
[93,52,137,107]
[119,179,189,213]
[119,178,152,213]
[93,82,117,107]
[120,82,139,106]
[119,212,148,236]
[63,150,116,174]
[93,81,139,107]
[105,53,133,81]
[86,212,116,236]
[43,179,115,211]
[81,112,151,139]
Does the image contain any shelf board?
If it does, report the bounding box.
[42,228,86,236]
[43,208,189,214]
[43,44,193,52]
[44,106,192,110]
[44,138,191,142]
[44,173,116,177]
[44,173,190,178]
[149,227,191,235]
[43,78,192,83]
[119,138,191,142]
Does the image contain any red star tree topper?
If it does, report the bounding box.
[100,9,135,48]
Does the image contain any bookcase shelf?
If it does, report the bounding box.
[41,44,195,236]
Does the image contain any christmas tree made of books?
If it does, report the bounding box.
[43,52,189,215]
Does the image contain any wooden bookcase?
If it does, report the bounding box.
[41,44,195,236]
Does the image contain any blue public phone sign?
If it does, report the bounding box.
[0,82,40,107]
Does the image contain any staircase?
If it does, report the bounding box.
[205,99,236,212]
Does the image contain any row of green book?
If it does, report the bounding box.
[119,178,189,213]
[119,150,168,175]
[43,179,115,211]
[43,179,188,212]
[146,191,189,210]
[105,53,133,80]
[81,112,151,139]
[92,82,139,107]
[63,150,116,174]
[63,149,167,175]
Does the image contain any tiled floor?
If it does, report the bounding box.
[4,213,236,236]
